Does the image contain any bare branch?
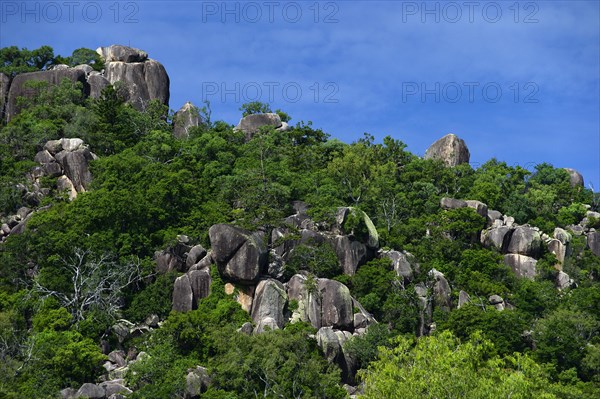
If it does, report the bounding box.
[32,248,150,322]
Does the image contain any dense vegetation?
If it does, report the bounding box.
[0,46,599,398]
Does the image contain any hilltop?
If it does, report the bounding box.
[0,45,599,399]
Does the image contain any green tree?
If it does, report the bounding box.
[239,101,271,116]
[361,330,571,399]
[209,325,346,399]
[534,308,599,376]
[0,45,55,76]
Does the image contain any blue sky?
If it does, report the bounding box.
[2,1,599,190]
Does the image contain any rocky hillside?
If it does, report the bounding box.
[0,45,599,399]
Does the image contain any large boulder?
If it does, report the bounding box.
[316,327,356,384]
[186,245,208,270]
[101,380,132,397]
[563,168,584,187]
[331,235,368,276]
[286,274,311,323]
[554,227,572,245]
[54,147,95,192]
[251,279,287,331]
[414,283,433,336]
[173,102,200,139]
[547,239,567,266]
[0,72,9,120]
[189,269,211,303]
[235,113,282,141]
[87,74,110,98]
[466,200,488,218]
[6,68,87,121]
[336,207,379,249]
[185,366,211,398]
[155,237,192,273]
[588,231,600,256]
[458,290,471,308]
[104,59,169,110]
[487,209,503,225]
[424,133,470,167]
[430,269,452,311]
[97,45,148,63]
[380,249,417,282]
[34,149,55,164]
[57,176,78,200]
[209,224,267,284]
[507,226,541,258]
[75,383,105,399]
[504,254,537,279]
[286,275,354,331]
[557,271,572,290]
[440,197,467,210]
[317,278,354,330]
[481,226,513,252]
[172,274,193,312]
[172,269,211,312]
[155,250,184,273]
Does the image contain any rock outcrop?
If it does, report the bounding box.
[87,74,110,98]
[465,200,488,218]
[504,254,537,279]
[185,366,211,398]
[235,113,283,141]
[172,274,194,312]
[286,274,354,331]
[3,45,170,123]
[154,237,192,273]
[209,224,267,284]
[251,279,287,332]
[380,249,418,282]
[103,58,169,110]
[424,133,470,167]
[507,226,541,258]
[458,290,471,308]
[173,102,201,139]
[331,236,369,276]
[336,207,379,249]
[563,168,584,187]
[96,45,148,63]
[481,226,513,252]
[588,231,600,257]
[0,72,9,120]
[316,327,356,384]
[440,197,467,210]
[6,69,87,121]
[430,269,452,311]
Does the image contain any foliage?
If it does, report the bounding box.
[55,47,104,71]
[0,45,55,76]
[534,308,600,377]
[285,240,341,279]
[360,330,575,399]
[208,326,346,399]
[124,272,178,323]
[440,304,530,356]
[343,323,394,370]
[239,101,271,116]
[453,249,515,297]
[14,330,106,398]
[348,258,396,319]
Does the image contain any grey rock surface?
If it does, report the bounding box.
[424,134,470,167]
[173,102,200,139]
